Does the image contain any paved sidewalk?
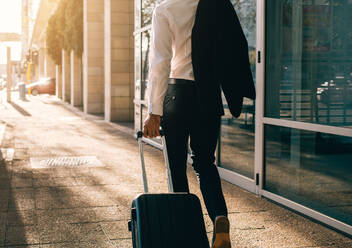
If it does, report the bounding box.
[0,92,351,247]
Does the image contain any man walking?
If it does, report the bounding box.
[143,0,256,247]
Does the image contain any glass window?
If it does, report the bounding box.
[135,103,142,131]
[265,0,352,128]
[141,30,151,100]
[135,33,141,100]
[264,125,352,226]
[142,0,164,27]
[135,0,141,29]
[219,0,256,179]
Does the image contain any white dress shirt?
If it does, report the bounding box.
[147,0,199,116]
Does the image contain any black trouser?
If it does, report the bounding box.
[161,80,228,223]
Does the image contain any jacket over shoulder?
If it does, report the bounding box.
[191,0,256,118]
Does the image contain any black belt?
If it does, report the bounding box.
[168,78,195,85]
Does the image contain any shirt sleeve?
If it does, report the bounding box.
[147,6,173,116]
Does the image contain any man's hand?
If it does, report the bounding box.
[143,114,161,138]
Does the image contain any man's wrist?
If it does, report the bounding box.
[149,113,161,118]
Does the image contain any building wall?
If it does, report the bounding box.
[62,50,71,102]
[105,0,134,122]
[83,0,105,114]
[45,52,56,79]
[71,51,83,107]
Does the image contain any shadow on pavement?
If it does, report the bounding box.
[10,102,31,117]
[1,94,351,246]
[0,124,27,246]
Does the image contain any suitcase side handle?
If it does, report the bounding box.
[136,130,174,193]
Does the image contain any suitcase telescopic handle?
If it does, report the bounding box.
[136,130,174,193]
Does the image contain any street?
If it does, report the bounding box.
[0,91,351,247]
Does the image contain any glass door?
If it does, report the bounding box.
[217,0,258,193]
[261,0,352,235]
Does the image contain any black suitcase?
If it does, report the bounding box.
[128,131,209,248]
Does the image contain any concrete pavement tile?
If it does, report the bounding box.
[102,185,141,205]
[311,241,352,248]
[261,206,299,224]
[12,171,33,179]
[38,223,76,243]
[5,245,39,248]
[11,160,31,168]
[225,195,271,213]
[39,223,107,244]
[11,177,33,188]
[100,221,131,240]
[40,242,83,248]
[251,223,346,248]
[228,211,268,230]
[32,169,57,179]
[40,241,114,248]
[50,177,78,187]
[33,178,56,188]
[228,228,290,248]
[37,208,97,224]
[46,168,89,179]
[36,196,88,210]
[0,166,10,178]
[275,217,351,244]
[83,167,135,186]
[9,167,33,175]
[67,168,93,178]
[74,176,111,186]
[34,187,72,198]
[10,189,35,199]
[35,187,89,209]
[9,198,35,211]
[52,185,107,198]
[0,179,10,190]
[5,225,40,246]
[92,205,130,222]
[110,239,132,248]
[0,212,6,246]
[0,189,9,211]
[32,168,86,179]
[29,149,65,158]
[82,197,116,209]
[14,141,29,149]
[7,210,36,226]
[14,148,29,160]
[66,186,127,206]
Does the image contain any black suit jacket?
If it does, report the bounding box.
[191,0,256,117]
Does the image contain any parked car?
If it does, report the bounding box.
[26,78,55,96]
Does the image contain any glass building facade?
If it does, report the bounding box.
[134,0,352,235]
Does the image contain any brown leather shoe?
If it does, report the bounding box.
[212,216,231,248]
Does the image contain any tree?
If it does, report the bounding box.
[56,0,69,51]
[46,11,62,65]
[65,0,83,56]
[46,0,84,64]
